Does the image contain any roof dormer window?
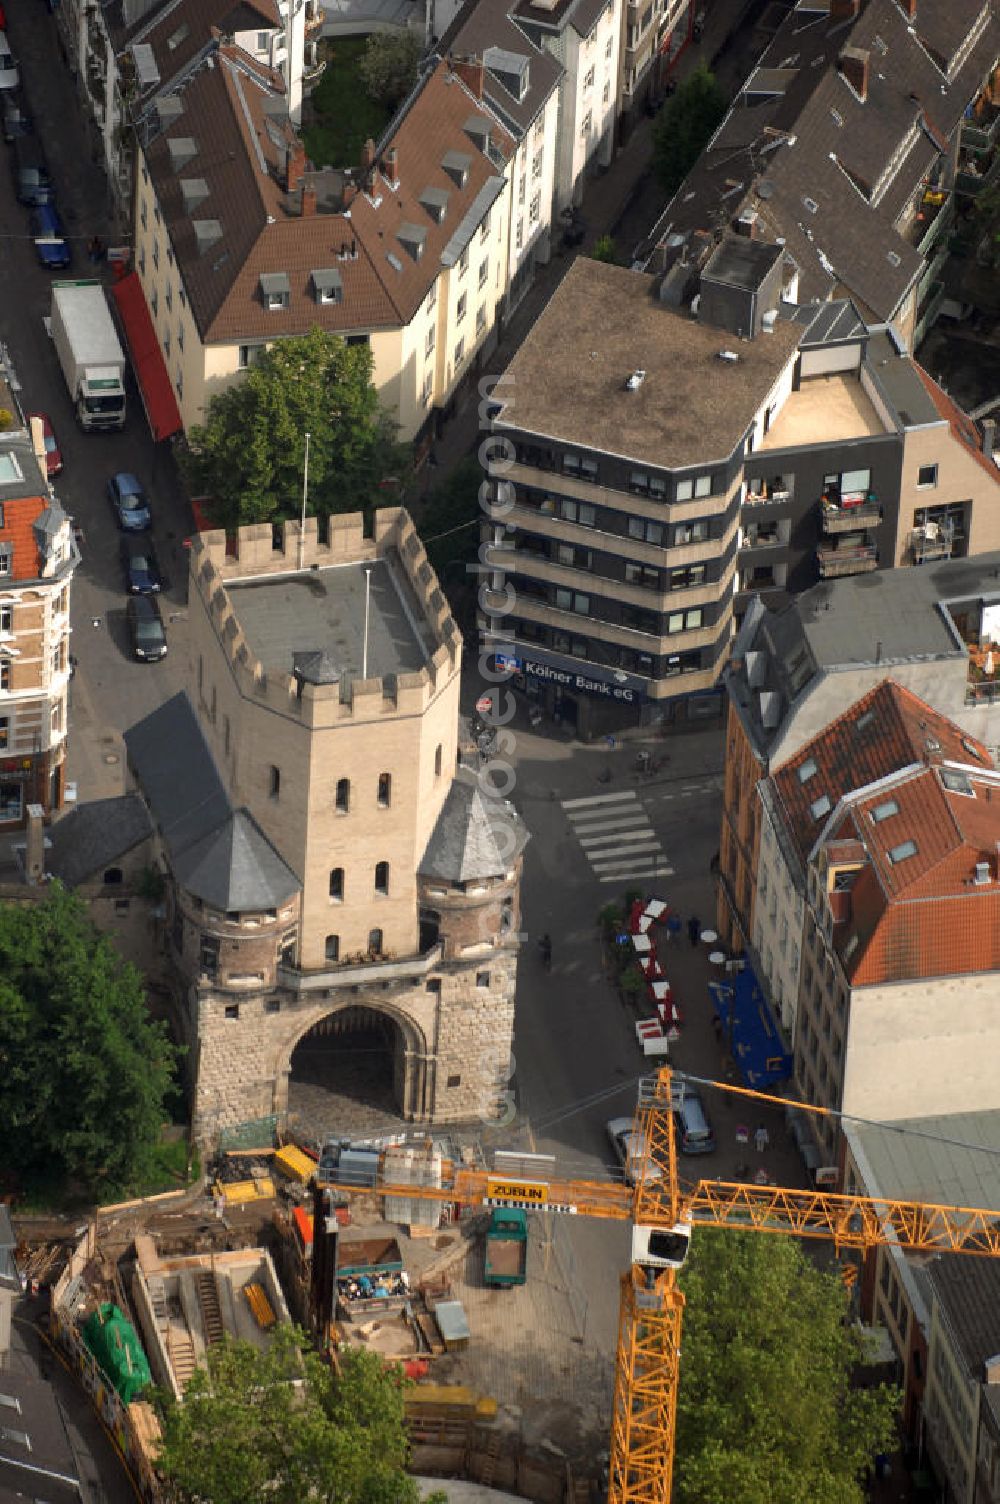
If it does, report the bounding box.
[419,185,449,224]
[397,223,427,262]
[442,150,472,189]
[311,268,343,305]
[260,272,291,310]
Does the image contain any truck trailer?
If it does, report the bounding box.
[50,281,126,432]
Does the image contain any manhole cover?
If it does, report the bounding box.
[103,752,120,765]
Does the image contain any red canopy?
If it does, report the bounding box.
[111,272,183,442]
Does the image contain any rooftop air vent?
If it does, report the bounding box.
[625,369,646,391]
[168,136,198,170]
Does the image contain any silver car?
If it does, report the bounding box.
[607,1116,664,1186]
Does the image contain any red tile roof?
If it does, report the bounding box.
[770,679,988,864]
[1,495,47,581]
[912,363,1000,486]
[829,763,1000,985]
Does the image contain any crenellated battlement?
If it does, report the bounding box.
[188,508,462,725]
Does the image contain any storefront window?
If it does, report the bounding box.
[0,781,22,822]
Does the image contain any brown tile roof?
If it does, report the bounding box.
[770,680,988,865]
[912,363,1000,486]
[121,0,280,95]
[645,0,1000,322]
[437,0,562,136]
[1,494,48,582]
[145,51,513,344]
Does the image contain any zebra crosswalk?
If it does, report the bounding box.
[561,790,674,886]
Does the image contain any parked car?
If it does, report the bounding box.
[11,136,51,205]
[27,412,62,477]
[606,1116,663,1186]
[126,594,167,661]
[107,472,151,531]
[2,90,31,143]
[120,536,161,594]
[672,1084,716,1155]
[30,204,71,269]
[0,32,19,92]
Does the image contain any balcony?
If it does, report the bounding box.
[820,499,882,534]
[278,941,444,993]
[907,190,955,256]
[909,522,953,564]
[962,102,1000,154]
[816,543,877,578]
[744,480,793,506]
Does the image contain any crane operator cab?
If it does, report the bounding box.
[633,1221,692,1272]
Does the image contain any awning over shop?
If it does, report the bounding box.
[111,272,183,442]
[709,965,792,1090]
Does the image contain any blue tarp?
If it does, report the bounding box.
[709,966,792,1090]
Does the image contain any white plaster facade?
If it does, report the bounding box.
[751,795,803,1037]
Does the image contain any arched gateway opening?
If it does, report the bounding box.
[286,1004,423,1140]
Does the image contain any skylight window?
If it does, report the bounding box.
[854,709,876,732]
[810,794,831,820]
[962,737,985,763]
[888,839,918,864]
[871,799,898,823]
[0,453,23,485]
[940,768,974,796]
[798,757,818,784]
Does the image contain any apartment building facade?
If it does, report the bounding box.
[509,0,620,217]
[0,384,77,831]
[127,48,518,444]
[124,509,526,1137]
[55,0,310,226]
[640,0,1000,352]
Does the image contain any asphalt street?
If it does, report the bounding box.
[0,1,191,806]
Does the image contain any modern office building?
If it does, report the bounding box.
[124,509,527,1138]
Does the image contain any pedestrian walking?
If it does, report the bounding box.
[754,1123,769,1154]
[688,915,701,948]
[711,1013,723,1044]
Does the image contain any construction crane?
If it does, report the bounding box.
[321,1066,1000,1504]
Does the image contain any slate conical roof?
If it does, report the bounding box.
[418,767,529,883]
[172,808,300,911]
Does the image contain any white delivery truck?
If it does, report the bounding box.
[50,280,126,432]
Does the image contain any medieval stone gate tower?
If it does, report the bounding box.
[124,511,526,1143]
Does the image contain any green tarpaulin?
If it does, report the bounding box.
[82,1302,151,1404]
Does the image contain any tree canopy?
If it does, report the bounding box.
[157,1326,430,1504]
[652,65,728,196]
[675,1230,899,1504]
[358,31,423,108]
[180,329,404,531]
[0,885,175,1195]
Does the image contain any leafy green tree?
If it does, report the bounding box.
[590,234,618,263]
[675,1230,899,1504]
[0,885,175,1194]
[357,31,423,108]
[652,64,728,196]
[157,1326,431,1504]
[180,329,404,530]
[420,456,481,578]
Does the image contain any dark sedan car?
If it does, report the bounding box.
[2,90,30,143]
[126,595,167,661]
[120,536,162,594]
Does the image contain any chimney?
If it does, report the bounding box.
[981,416,997,458]
[830,0,860,17]
[838,47,870,102]
[452,55,486,99]
[286,141,307,193]
[342,183,357,209]
[361,137,376,170]
[24,803,45,885]
[383,145,398,183]
[301,184,317,217]
[901,0,916,16]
